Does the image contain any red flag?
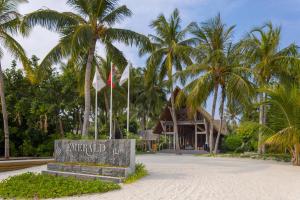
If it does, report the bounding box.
[107,64,116,88]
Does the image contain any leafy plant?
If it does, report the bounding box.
[0,172,120,199]
[123,163,148,184]
[222,134,242,152]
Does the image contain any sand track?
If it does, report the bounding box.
[1,154,300,200]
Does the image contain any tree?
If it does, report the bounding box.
[141,9,194,151]
[0,0,30,159]
[23,0,149,136]
[264,86,300,165]
[240,85,300,165]
[243,23,298,153]
[178,14,250,153]
[134,67,166,130]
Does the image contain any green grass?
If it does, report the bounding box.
[0,172,120,199]
[123,163,148,184]
[196,152,291,162]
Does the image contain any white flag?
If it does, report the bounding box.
[92,68,105,91]
[119,65,129,85]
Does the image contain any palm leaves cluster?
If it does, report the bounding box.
[143,10,299,157]
[0,0,299,163]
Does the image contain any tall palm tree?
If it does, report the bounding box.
[179,14,233,153]
[243,23,298,153]
[23,0,148,136]
[0,0,30,159]
[213,43,253,153]
[141,9,194,151]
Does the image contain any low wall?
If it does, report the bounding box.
[54,139,135,169]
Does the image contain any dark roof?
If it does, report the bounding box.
[153,88,227,135]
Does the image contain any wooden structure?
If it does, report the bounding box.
[139,130,160,152]
[153,90,227,151]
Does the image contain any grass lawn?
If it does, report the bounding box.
[196,152,291,162]
[0,163,148,199]
[0,172,120,199]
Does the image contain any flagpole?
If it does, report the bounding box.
[126,64,130,138]
[109,63,113,139]
[95,84,98,140]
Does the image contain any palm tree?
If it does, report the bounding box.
[243,23,298,153]
[0,0,30,159]
[178,14,237,153]
[213,43,253,153]
[23,0,148,136]
[240,85,300,165]
[264,86,300,165]
[141,9,195,151]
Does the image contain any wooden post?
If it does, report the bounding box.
[195,124,197,150]
[194,114,197,150]
[204,118,208,146]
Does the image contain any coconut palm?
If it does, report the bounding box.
[213,43,253,153]
[243,22,298,153]
[23,0,149,136]
[178,14,252,153]
[0,0,30,159]
[140,9,195,151]
[240,85,300,165]
[264,86,300,165]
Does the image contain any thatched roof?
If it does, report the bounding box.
[153,88,227,135]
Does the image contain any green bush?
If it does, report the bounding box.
[123,163,148,184]
[236,123,259,152]
[0,172,120,199]
[223,134,242,152]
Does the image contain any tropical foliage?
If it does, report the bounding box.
[0,172,120,199]
[0,0,299,166]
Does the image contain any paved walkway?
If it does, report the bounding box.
[1,154,300,200]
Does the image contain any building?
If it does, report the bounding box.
[153,90,227,152]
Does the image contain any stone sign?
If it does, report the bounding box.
[54,139,135,169]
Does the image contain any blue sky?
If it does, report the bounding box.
[3,0,300,117]
[5,0,300,68]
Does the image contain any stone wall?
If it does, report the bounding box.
[54,139,135,169]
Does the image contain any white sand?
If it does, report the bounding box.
[1,154,300,200]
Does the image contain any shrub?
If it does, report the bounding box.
[0,172,120,199]
[223,134,242,152]
[236,123,259,152]
[123,163,148,184]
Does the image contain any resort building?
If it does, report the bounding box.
[153,90,227,152]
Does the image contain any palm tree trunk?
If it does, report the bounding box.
[258,93,264,154]
[209,84,219,154]
[292,144,300,166]
[82,37,97,137]
[0,62,9,159]
[169,84,180,152]
[213,87,225,154]
[58,116,64,138]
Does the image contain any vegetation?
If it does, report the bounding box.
[123,163,148,184]
[141,9,194,151]
[0,0,299,166]
[23,0,149,138]
[197,152,291,162]
[0,172,120,199]
[0,0,31,159]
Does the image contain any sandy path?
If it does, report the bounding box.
[1,154,300,200]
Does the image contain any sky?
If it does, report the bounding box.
[3,0,300,117]
[5,0,300,69]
